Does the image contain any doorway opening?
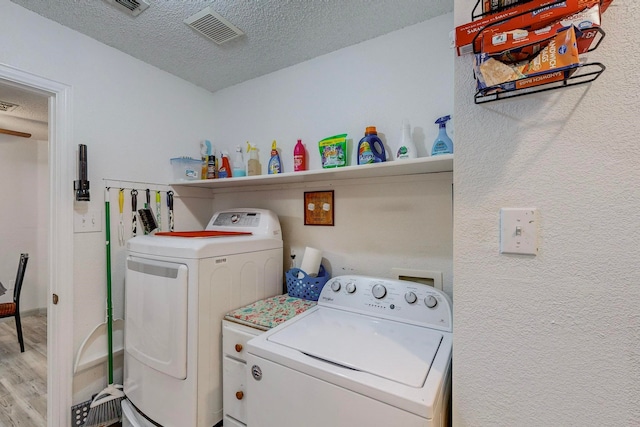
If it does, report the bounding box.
[0,64,74,427]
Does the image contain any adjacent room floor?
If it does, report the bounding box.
[0,313,47,426]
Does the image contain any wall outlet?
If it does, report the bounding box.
[74,210,102,233]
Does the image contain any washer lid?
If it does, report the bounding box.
[266,307,443,387]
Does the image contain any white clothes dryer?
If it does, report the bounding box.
[123,209,283,427]
[246,276,453,427]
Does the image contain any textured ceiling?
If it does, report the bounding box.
[3,0,453,139]
[0,82,49,140]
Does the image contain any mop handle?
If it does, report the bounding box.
[104,188,114,384]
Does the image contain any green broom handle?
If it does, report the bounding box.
[105,189,114,385]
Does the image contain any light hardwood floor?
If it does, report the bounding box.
[0,313,47,427]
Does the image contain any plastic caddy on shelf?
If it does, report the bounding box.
[285,265,330,301]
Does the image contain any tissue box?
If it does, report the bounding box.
[170,157,202,181]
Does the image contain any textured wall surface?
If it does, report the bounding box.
[453,1,640,425]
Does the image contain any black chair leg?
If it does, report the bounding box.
[15,313,24,353]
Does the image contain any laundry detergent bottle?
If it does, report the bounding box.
[357,126,386,164]
[431,115,453,156]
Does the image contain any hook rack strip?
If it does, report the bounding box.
[103,179,171,193]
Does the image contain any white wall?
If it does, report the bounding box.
[453,1,640,426]
[0,134,48,312]
[203,14,455,292]
[1,0,218,402]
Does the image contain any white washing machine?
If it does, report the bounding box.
[123,209,283,427]
[246,276,453,427]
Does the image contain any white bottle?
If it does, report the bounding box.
[396,120,417,160]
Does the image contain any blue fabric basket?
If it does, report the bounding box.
[285,265,330,301]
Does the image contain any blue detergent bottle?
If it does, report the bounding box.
[357,126,386,164]
[431,115,453,156]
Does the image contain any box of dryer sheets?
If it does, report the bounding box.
[482,3,602,60]
[455,0,605,55]
[475,26,580,95]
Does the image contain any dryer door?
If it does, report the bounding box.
[125,256,188,379]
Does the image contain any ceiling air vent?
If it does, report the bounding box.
[184,7,244,45]
[0,100,19,112]
[104,0,150,17]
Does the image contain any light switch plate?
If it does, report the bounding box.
[74,210,102,233]
[500,208,538,255]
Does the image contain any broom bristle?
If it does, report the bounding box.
[83,397,123,427]
[83,384,124,427]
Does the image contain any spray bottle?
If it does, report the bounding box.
[431,115,453,156]
[218,151,232,178]
[247,142,261,176]
[232,145,246,177]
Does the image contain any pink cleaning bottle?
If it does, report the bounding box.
[293,139,306,172]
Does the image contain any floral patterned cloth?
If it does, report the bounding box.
[224,294,317,331]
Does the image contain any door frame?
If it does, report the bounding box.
[0,63,74,427]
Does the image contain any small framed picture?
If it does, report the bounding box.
[304,190,334,226]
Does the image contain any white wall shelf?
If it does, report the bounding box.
[170,155,453,192]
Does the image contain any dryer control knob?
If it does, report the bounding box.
[372,283,387,299]
[346,282,356,294]
[330,281,341,292]
[404,291,418,304]
[424,295,438,308]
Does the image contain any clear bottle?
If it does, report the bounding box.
[247,142,261,176]
[232,145,246,177]
[293,139,306,171]
[396,120,417,160]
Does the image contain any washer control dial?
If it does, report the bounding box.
[330,280,341,292]
[404,291,418,304]
[372,283,387,299]
[346,281,356,294]
[424,295,438,308]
